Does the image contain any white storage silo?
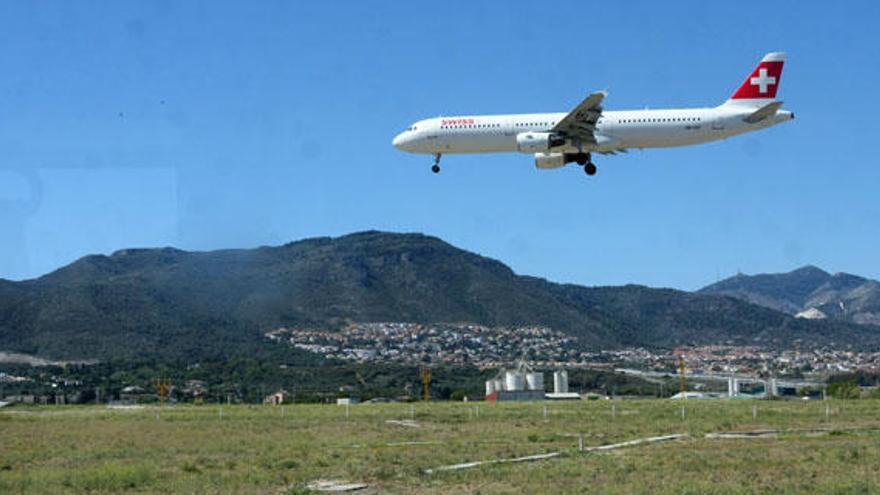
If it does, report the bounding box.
[553,370,569,394]
[494,378,504,392]
[485,380,496,396]
[505,370,525,391]
[526,372,544,391]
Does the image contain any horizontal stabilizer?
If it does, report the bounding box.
[743,101,784,123]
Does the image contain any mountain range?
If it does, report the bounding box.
[0,231,877,362]
[699,266,880,326]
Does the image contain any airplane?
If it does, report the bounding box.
[392,52,793,176]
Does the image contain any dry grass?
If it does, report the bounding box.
[2,400,880,493]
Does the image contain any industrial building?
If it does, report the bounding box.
[485,362,544,401]
[485,363,579,401]
[546,370,580,400]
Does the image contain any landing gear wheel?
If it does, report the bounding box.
[575,153,590,166]
[584,162,597,176]
[431,164,440,174]
[431,153,442,174]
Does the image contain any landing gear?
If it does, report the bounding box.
[568,153,597,176]
[431,153,441,174]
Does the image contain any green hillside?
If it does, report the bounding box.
[1,232,877,361]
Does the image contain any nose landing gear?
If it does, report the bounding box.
[584,162,597,176]
[431,153,441,174]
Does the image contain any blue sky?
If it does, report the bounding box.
[0,1,877,290]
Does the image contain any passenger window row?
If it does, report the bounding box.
[618,117,702,124]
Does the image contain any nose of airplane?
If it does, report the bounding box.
[392,133,404,149]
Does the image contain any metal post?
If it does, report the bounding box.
[543,405,548,420]
[410,405,415,420]
[681,406,685,420]
[219,407,223,419]
[612,404,616,420]
[578,434,584,452]
[753,405,757,420]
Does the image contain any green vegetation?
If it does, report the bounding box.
[2,232,877,363]
[2,400,880,494]
[828,381,861,399]
[0,361,663,403]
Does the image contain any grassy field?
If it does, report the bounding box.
[2,399,880,494]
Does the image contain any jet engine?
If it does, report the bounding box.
[533,152,566,169]
[516,132,566,153]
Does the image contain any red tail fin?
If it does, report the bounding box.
[729,52,785,101]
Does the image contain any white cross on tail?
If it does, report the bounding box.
[750,68,776,94]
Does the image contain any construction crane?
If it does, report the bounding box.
[420,367,431,401]
[153,378,172,404]
[678,356,687,398]
[355,370,368,388]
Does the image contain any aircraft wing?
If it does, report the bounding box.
[551,90,607,144]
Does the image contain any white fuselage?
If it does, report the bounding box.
[393,104,793,156]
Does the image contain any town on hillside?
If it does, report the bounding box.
[265,322,880,377]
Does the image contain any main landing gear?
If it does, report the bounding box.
[570,153,597,176]
[431,153,441,174]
